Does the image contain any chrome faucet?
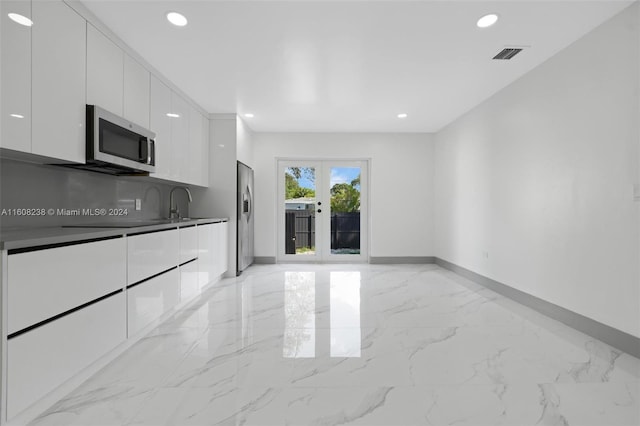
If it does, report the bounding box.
[169,186,193,219]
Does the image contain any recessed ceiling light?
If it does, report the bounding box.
[477,13,499,28]
[8,13,33,27]
[166,113,180,118]
[9,113,24,119]
[244,113,254,118]
[166,12,188,27]
[397,113,408,119]
[219,144,225,148]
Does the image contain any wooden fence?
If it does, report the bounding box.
[285,210,360,254]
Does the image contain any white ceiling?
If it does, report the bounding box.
[80,0,634,133]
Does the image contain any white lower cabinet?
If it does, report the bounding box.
[2,222,227,421]
[127,229,179,285]
[197,224,213,288]
[179,226,198,264]
[197,222,229,288]
[180,259,200,302]
[7,237,126,335]
[127,267,180,336]
[7,292,126,419]
[217,221,229,277]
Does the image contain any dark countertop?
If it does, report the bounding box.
[0,218,229,251]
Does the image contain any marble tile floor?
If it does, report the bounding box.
[29,264,640,426]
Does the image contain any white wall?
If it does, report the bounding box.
[434,4,640,337]
[253,132,435,259]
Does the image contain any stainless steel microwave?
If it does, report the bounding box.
[85,105,156,174]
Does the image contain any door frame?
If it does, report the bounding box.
[276,158,370,263]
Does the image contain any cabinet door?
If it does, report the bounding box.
[7,237,126,335]
[210,221,221,277]
[188,105,203,185]
[7,293,126,419]
[149,75,173,180]
[1,0,31,152]
[179,225,199,264]
[170,92,189,183]
[124,54,150,128]
[180,260,200,302]
[31,0,85,163]
[127,229,179,285]
[86,24,124,115]
[218,221,229,275]
[200,114,210,187]
[197,224,212,288]
[127,268,179,336]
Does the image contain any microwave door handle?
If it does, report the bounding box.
[146,139,152,165]
[139,137,151,164]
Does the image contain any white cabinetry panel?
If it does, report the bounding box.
[124,54,150,128]
[1,0,31,152]
[200,115,210,186]
[197,222,228,288]
[179,226,198,264]
[149,75,173,180]
[170,92,189,183]
[188,105,203,185]
[180,260,200,302]
[7,293,126,418]
[86,24,123,115]
[31,0,86,163]
[197,224,212,288]
[127,229,179,285]
[217,221,229,276]
[127,267,179,336]
[7,237,126,335]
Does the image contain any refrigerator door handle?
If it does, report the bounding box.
[246,185,253,220]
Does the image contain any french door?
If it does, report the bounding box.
[277,159,368,262]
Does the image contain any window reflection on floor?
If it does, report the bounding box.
[330,271,361,357]
[282,270,362,358]
[283,271,316,358]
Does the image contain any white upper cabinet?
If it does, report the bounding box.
[170,92,189,183]
[150,75,173,180]
[188,105,203,185]
[32,0,86,163]
[86,24,123,116]
[1,0,31,153]
[1,0,207,184]
[200,114,210,186]
[123,54,150,128]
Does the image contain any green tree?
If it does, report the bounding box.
[286,167,315,183]
[330,174,361,212]
[285,172,315,199]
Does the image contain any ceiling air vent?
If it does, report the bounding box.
[493,47,523,60]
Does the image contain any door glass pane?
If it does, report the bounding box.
[284,167,316,255]
[329,167,361,255]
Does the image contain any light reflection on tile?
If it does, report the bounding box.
[27,264,640,426]
[283,271,315,357]
[330,271,361,357]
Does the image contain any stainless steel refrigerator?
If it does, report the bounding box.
[237,161,254,275]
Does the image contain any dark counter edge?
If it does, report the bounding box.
[0,218,229,251]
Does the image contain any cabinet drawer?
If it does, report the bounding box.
[179,226,198,264]
[7,292,126,419]
[127,268,180,336]
[127,229,179,285]
[7,237,126,335]
[180,260,200,302]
